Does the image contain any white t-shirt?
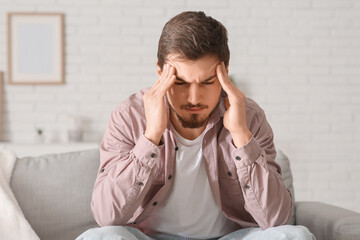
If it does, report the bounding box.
[143,129,237,238]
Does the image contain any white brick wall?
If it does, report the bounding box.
[1,0,359,213]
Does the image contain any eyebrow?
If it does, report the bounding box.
[175,74,217,83]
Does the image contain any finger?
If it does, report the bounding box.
[163,63,171,79]
[149,64,173,94]
[156,64,173,83]
[216,62,233,93]
[162,64,176,86]
[160,64,174,80]
[166,64,176,80]
[154,64,169,85]
[157,64,176,94]
[217,62,244,103]
[162,72,176,92]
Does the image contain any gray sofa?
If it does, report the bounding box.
[10,148,360,240]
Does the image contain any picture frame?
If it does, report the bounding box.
[7,12,65,85]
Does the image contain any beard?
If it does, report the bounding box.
[169,103,209,129]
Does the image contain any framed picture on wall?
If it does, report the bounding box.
[7,12,65,85]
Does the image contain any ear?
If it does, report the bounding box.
[156,61,161,77]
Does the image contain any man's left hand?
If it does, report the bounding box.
[216,62,252,148]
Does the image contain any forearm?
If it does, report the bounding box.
[233,138,292,229]
[144,128,162,146]
[92,134,162,226]
[230,128,253,148]
[91,164,154,226]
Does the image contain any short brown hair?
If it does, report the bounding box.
[157,11,230,70]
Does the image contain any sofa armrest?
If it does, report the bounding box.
[295,201,360,240]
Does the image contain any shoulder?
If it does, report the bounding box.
[111,88,152,119]
[104,88,150,139]
[245,97,265,115]
[245,97,267,125]
[108,88,150,126]
[114,88,149,112]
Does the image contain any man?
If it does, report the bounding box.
[77,11,315,240]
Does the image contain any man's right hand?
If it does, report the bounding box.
[143,64,176,145]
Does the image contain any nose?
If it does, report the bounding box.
[187,83,201,105]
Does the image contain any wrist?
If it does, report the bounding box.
[144,129,162,146]
[231,128,252,148]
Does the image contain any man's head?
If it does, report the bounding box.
[156,11,230,134]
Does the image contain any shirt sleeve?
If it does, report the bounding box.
[232,107,293,229]
[91,107,163,226]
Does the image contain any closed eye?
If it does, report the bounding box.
[201,75,217,85]
[174,81,188,85]
[202,81,215,85]
[174,75,217,85]
[174,78,188,85]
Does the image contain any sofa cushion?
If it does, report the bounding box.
[10,148,100,240]
[275,150,295,225]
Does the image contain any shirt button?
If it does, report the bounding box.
[151,153,157,158]
[175,147,179,151]
[168,175,173,180]
[235,156,241,161]
[132,221,137,225]
[152,201,158,206]
[100,168,105,173]
[227,171,232,177]
[245,185,250,189]
[138,182,144,186]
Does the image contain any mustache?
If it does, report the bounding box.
[180,104,209,109]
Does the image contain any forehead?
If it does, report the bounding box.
[167,54,219,82]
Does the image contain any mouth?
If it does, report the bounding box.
[180,104,209,114]
[184,107,205,113]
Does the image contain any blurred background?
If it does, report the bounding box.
[0,0,359,213]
